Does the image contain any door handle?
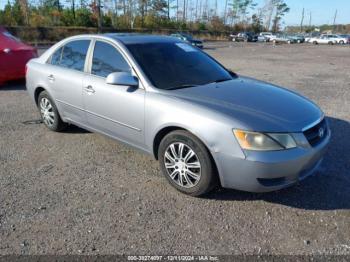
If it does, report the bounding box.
[47,74,55,81]
[84,85,95,94]
[3,48,11,54]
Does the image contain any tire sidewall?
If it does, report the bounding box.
[158,130,216,196]
[38,91,61,131]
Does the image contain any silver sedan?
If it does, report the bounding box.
[26,34,330,196]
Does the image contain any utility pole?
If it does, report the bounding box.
[177,0,179,21]
[97,0,102,32]
[300,7,304,32]
[333,9,337,32]
[168,0,170,19]
[223,0,228,24]
[183,0,186,21]
[214,0,217,17]
[309,11,312,28]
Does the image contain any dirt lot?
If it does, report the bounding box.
[0,42,349,256]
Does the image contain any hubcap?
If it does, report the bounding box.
[40,98,55,127]
[164,142,201,188]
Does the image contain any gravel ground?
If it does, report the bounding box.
[0,42,349,256]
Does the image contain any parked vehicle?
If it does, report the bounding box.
[229,33,238,41]
[259,32,276,42]
[257,35,268,42]
[232,32,258,42]
[290,35,305,43]
[26,34,330,196]
[170,33,203,48]
[339,34,350,44]
[310,35,337,45]
[333,35,349,44]
[0,27,37,85]
[305,33,321,43]
[272,34,297,44]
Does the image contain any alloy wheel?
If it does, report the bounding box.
[40,97,55,127]
[164,142,201,188]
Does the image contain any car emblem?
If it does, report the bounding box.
[318,127,325,138]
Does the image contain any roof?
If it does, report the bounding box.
[0,27,34,51]
[104,33,179,45]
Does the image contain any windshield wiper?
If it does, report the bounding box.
[166,84,199,90]
[166,78,231,90]
[210,78,232,84]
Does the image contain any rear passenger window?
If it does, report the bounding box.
[49,40,90,71]
[91,41,130,78]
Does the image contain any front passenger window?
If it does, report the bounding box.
[91,41,131,78]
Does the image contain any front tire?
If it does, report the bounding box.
[38,91,67,132]
[158,130,217,196]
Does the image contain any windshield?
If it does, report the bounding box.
[126,42,233,90]
[2,31,21,42]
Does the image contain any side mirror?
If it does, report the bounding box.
[106,72,139,87]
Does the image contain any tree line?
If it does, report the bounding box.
[0,0,290,32]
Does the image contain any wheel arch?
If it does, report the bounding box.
[34,86,46,105]
[153,126,186,160]
[152,125,220,182]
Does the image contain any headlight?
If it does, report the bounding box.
[233,129,297,151]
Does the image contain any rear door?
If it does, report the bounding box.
[82,40,145,148]
[46,39,91,124]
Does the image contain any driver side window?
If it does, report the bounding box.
[91,41,131,78]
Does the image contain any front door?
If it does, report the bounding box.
[83,40,145,148]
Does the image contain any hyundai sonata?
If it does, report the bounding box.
[26,34,330,196]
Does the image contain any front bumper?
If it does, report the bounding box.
[214,129,331,193]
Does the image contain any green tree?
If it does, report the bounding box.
[272,0,289,32]
[251,13,262,33]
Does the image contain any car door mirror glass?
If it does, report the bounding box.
[106,72,139,87]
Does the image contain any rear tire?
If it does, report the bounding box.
[38,91,67,132]
[339,40,344,44]
[158,130,218,196]
[313,41,318,45]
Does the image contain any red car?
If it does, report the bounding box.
[0,27,38,85]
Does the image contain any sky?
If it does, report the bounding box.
[267,0,349,26]
[221,0,350,26]
[0,0,349,26]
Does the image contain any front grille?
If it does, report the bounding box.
[303,119,328,147]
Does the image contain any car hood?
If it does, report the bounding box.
[165,76,323,132]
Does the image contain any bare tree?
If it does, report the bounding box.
[19,0,29,25]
